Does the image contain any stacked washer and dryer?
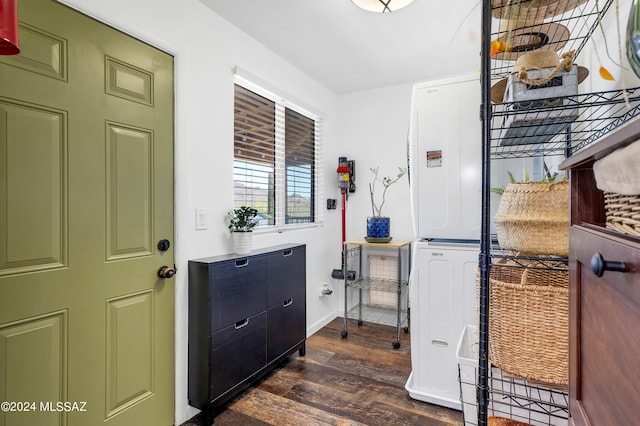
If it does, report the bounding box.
[404,74,482,410]
[405,74,535,409]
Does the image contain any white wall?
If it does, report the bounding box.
[584,0,640,93]
[335,83,416,244]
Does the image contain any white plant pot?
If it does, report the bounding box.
[231,231,253,255]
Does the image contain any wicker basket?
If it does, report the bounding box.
[494,180,569,256]
[476,259,569,385]
[604,192,640,236]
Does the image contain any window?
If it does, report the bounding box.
[233,82,322,228]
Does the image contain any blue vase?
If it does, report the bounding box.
[367,217,390,238]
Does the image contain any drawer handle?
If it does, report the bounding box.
[431,340,448,348]
[283,249,293,257]
[235,259,249,268]
[235,318,249,329]
[283,298,293,308]
[591,253,628,277]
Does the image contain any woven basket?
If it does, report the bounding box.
[476,259,569,385]
[494,180,569,256]
[604,192,640,236]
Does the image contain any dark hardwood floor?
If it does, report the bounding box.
[182,317,463,426]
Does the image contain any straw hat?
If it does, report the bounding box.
[492,0,588,20]
[491,50,589,103]
[493,21,570,61]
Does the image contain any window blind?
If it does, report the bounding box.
[285,108,315,224]
[234,81,322,228]
[233,85,276,225]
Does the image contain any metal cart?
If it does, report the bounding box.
[341,240,411,349]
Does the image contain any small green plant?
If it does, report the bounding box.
[369,166,407,217]
[228,206,258,232]
[491,169,563,195]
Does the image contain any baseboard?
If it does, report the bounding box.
[307,311,338,336]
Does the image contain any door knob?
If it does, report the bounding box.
[157,239,171,252]
[157,265,176,279]
[590,253,627,277]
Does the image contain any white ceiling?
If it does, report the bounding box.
[199,0,482,94]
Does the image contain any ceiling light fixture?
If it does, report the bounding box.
[351,0,415,13]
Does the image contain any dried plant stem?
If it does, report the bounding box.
[369,183,376,217]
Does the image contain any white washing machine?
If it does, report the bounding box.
[404,238,478,410]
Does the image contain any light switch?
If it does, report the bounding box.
[196,208,208,230]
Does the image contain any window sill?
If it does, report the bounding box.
[254,222,323,234]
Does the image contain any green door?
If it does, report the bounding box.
[0,0,175,425]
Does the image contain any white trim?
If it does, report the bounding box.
[54,1,178,56]
[274,102,286,228]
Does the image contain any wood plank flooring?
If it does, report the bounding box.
[182,318,463,426]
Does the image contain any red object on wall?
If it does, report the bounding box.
[0,0,20,55]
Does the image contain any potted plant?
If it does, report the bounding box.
[367,166,407,241]
[228,206,258,254]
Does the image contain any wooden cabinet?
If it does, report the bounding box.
[569,227,640,425]
[188,244,306,425]
[560,121,640,426]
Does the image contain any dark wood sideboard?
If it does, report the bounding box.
[560,121,640,425]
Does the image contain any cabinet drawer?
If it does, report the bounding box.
[571,226,640,426]
[210,311,267,401]
[210,256,267,331]
[267,293,306,363]
[267,246,306,307]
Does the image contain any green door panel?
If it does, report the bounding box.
[0,0,175,425]
[0,312,66,426]
[0,100,66,275]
